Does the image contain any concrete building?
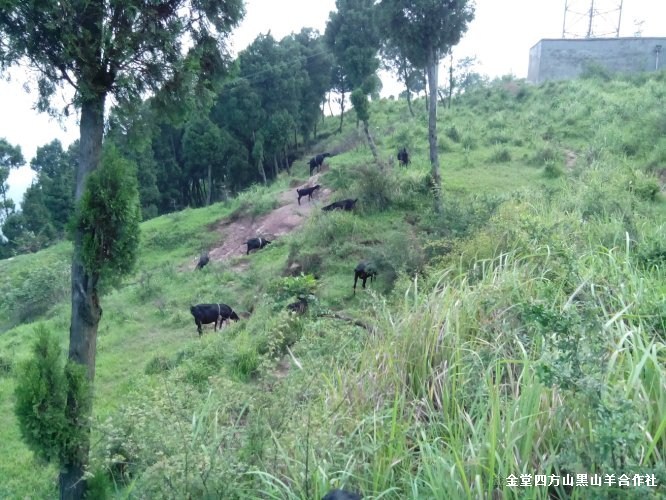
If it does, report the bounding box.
[528,37,665,84]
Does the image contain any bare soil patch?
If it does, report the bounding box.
[190,173,332,268]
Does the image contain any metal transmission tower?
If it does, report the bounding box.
[562,0,624,38]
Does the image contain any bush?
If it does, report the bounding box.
[144,355,174,375]
[14,325,91,465]
[544,161,565,178]
[461,134,477,151]
[5,262,70,323]
[445,125,461,143]
[0,355,13,377]
[629,174,660,201]
[488,145,512,163]
[531,145,563,167]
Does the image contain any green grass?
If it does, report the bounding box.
[1,72,665,498]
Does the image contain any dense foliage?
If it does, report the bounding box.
[74,145,141,284]
[14,325,91,466]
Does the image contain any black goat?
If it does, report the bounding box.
[309,152,332,175]
[322,198,358,212]
[322,489,362,500]
[246,237,271,255]
[397,147,410,166]
[195,251,210,270]
[190,303,240,336]
[297,184,321,205]
[286,296,308,315]
[353,261,377,294]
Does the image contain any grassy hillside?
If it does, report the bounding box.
[1,72,665,499]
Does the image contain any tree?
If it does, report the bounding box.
[182,116,225,206]
[0,0,244,497]
[378,0,475,212]
[325,0,382,165]
[0,138,24,224]
[380,41,425,117]
[437,53,483,108]
[290,29,334,141]
[30,140,76,234]
[330,65,352,133]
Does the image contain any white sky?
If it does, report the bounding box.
[1,0,664,206]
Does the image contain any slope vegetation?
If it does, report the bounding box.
[1,73,665,499]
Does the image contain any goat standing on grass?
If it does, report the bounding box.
[195,251,210,270]
[397,147,410,166]
[322,198,358,212]
[190,303,240,336]
[353,261,377,294]
[286,296,309,315]
[309,152,332,175]
[297,184,321,205]
[246,237,272,255]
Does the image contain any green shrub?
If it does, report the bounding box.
[14,325,91,465]
[531,145,563,166]
[5,262,69,323]
[231,346,259,381]
[544,161,564,178]
[144,355,174,375]
[581,61,613,81]
[0,355,13,377]
[445,125,461,143]
[267,274,317,304]
[488,145,512,163]
[285,244,323,276]
[461,134,477,151]
[629,174,660,201]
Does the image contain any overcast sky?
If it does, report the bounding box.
[2,0,664,205]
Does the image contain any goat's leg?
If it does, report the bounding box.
[362,276,368,289]
[353,273,359,294]
[298,195,302,205]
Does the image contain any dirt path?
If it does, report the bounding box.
[199,173,332,267]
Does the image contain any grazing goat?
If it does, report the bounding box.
[246,237,272,255]
[190,303,240,336]
[195,251,210,270]
[397,147,410,166]
[322,198,358,212]
[297,184,321,205]
[322,489,362,500]
[309,152,332,175]
[353,261,377,294]
[286,296,308,315]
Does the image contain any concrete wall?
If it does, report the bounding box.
[527,37,665,84]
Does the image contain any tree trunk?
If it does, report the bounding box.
[338,90,345,133]
[423,68,428,112]
[426,49,442,213]
[258,161,267,184]
[65,92,106,500]
[448,53,454,109]
[402,64,415,117]
[362,120,381,168]
[273,154,278,179]
[327,93,334,118]
[406,88,414,117]
[283,146,290,175]
[206,164,212,206]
